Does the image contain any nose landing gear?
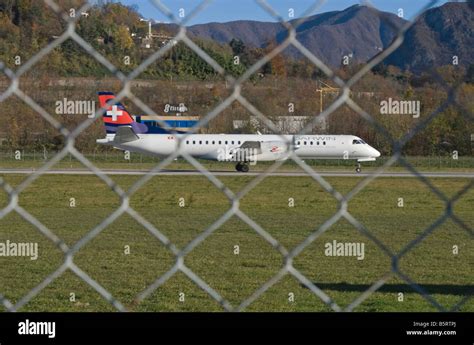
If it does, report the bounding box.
[355,162,361,173]
[236,162,249,172]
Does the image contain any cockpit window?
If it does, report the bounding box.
[352,139,366,144]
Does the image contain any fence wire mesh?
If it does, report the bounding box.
[0,0,472,312]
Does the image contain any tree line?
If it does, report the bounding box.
[0,0,472,157]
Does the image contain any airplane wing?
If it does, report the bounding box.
[113,126,139,144]
[229,141,262,161]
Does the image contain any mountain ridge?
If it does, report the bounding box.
[157,3,472,72]
[385,2,474,73]
[183,4,406,66]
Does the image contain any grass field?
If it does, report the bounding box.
[1,152,474,172]
[0,172,472,312]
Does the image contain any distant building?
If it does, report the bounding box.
[135,115,201,133]
[233,116,325,134]
[141,37,152,49]
[0,131,7,145]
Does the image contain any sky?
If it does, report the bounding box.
[113,0,454,25]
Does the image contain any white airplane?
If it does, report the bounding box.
[96,92,380,172]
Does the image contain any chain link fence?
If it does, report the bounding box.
[2,150,474,169]
[0,0,472,312]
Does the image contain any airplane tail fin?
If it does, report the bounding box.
[98,92,147,135]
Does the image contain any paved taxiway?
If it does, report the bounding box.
[0,169,472,178]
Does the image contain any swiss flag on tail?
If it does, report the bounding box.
[98,92,134,125]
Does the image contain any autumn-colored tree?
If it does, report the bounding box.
[263,41,287,77]
[113,25,133,51]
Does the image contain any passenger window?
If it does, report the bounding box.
[323,141,326,145]
[193,141,195,144]
[206,141,208,145]
[310,142,313,145]
[238,141,241,145]
[231,141,234,145]
[199,141,202,145]
[219,141,221,145]
[297,141,300,145]
[212,141,215,145]
[186,140,189,144]
[317,142,319,145]
[225,141,228,145]
[304,141,307,145]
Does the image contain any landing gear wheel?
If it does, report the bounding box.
[355,162,361,173]
[236,162,249,172]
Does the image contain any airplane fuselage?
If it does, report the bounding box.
[95,92,381,173]
[101,133,380,163]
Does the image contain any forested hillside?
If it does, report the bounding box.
[0,0,472,157]
[0,0,320,79]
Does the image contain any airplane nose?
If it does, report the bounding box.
[372,147,381,157]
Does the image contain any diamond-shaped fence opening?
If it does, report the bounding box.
[0,212,64,304]
[0,0,472,313]
[71,212,178,310]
